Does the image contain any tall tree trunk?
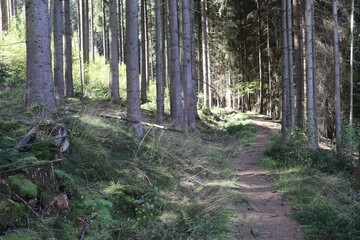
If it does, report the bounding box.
[109,0,120,103]
[1,0,9,31]
[201,0,209,108]
[293,0,304,127]
[64,0,74,97]
[118,0,124,63]
[305,0,318,149]
[190,0,198,120]
[169,0,184,127]
[155,0,164,124]
[80,0,89,83]
[350,0,354,124]
[281,0,289,135]
[11,0,16,17]
[140,0,147,102]
[333,0,342,154]
[287,0,295,127]
[77,0,84,96]
[126,0,144,138]
[257,0,264,114]
[182,0,196,132]
[25,0,57,112]
[90,0,95,61]
[267,11,272,118]
[53,0,64,100]
[102,0,109,63]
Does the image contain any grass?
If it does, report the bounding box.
[262,131,360,240]
[0,83,257,239]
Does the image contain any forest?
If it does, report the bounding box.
[0,0,360,239]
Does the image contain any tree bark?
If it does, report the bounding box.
[350,0,354,124]
[169,0,184,127]
[155,0,164,124]
[190,0,198,120]
[25,0,57,112]
[1,0,9,31]
[140,0,148,102]
[281,0,289,135]
[257,0,264,114]
[118,0,124,63]
[64,0,74,97]
[305,0,318,149]
[126,0,144,138]
[102,0,109,63]
[267,11,272,118]
[293,0,304,128]
[332,0,342,154]
[182,0,196,132]
[90,0,95,61]
[201,0,209,108]
[287,0,295,127]
[53,0,64,100]
[109,0,120,103]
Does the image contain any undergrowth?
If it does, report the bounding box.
[262,131,360,240]
[0,85,256,239]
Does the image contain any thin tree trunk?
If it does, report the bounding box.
[90,0,95,61]
[169,0,184,127]
[126,0,144,138]
[201,0,209,108]
[190,0,198,120]
[350,0,354,124]
[257,0,264,114]
[25,0,57,112]
[333,0,342,154]
[77,0,84,96]
[293,0,304,127]
[155,0,164,124]
[118,0,124,63]
[1,0,9,30]
[287,0,295,127]
[281,0,289,135]
[64,0,74,97]
[140,0,147,102]
[305,0,318,149]
[267,12,272,118]
[102,0,109,63]
[53,0,64,100]
[109,0,120,103]
[80,0,89,83]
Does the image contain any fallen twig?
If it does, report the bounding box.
[0,158,66,174]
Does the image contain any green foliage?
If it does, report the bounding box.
[293,203,360,240]
[263,132,360,240]
[7,174,38,199]
[265,130,340,172]
[0,200,27,229]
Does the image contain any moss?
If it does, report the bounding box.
[0,200,27,229]
[55,169,79,193]
[8,174,38,199]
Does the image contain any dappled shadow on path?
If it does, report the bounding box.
[234,116,304,240]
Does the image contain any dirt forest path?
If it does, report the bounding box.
[235,115,303,240]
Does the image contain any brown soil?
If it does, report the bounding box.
[234,115,303,240]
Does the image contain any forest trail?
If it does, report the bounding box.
[235,115,303,240]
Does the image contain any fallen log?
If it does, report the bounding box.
[62,107,183,133]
